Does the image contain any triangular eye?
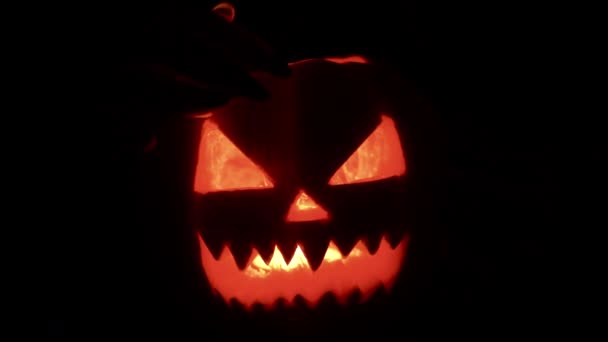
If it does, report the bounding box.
[194,119,274,194]
[329,115,406,185]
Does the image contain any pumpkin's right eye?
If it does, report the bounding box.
[328,114,406,186]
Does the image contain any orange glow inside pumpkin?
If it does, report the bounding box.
[194,119,274,194]
[199,234,408,309]
[329,115,406,185]
[285,190,329,222]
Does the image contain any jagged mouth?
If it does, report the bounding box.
[198,233,409,310]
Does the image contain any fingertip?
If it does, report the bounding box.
[269,60,292,77]
[212,2,235,23]
[245,80,270,100]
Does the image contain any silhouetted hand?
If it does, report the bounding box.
[17,2,290,155]
[12,2,291,215]
[18,2,286,122]
[101,2,291,114]
[93,2,292,150]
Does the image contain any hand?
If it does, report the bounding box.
[86,2,290,116]
[115,2,291,112]
[19,3,289,153]
[19,2,289,122]
[10,2,291,186]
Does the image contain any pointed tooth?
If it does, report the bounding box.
[212,290,227,308]
[316,292,339,311]
[229,241,252,270]
[251,303,265,314]
[347,288,362,306]
[276,240,298,265]
[200,233,225,260]
[253,240,275,265]
[367,284,388,305]
[333,233,358,257]
[299,236,329,271]
[273,298,289,311]
[376,284,390,301]
[229,298,245,312]
[252,230,274,264]
[364,232,382,255]
[293,295,308,309]
[256,242,275,265]
[387,230,404,249]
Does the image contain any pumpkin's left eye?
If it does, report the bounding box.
[194,119,274,194]
[328,115,406,185]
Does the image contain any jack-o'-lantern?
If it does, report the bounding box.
[193,55,416,311]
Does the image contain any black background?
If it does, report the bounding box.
[9,0,575,337]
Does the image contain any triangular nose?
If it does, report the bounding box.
[285,190,329,222]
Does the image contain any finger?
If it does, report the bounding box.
[143,64,235,111]
[159,6,290,96]
[164,49,271,101]
[212,2,236,23]
[116,64,234,122]
[202,12,292,76]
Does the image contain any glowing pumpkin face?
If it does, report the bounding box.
[193,56,411,310]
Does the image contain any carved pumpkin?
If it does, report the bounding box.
[193,56,414,310]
